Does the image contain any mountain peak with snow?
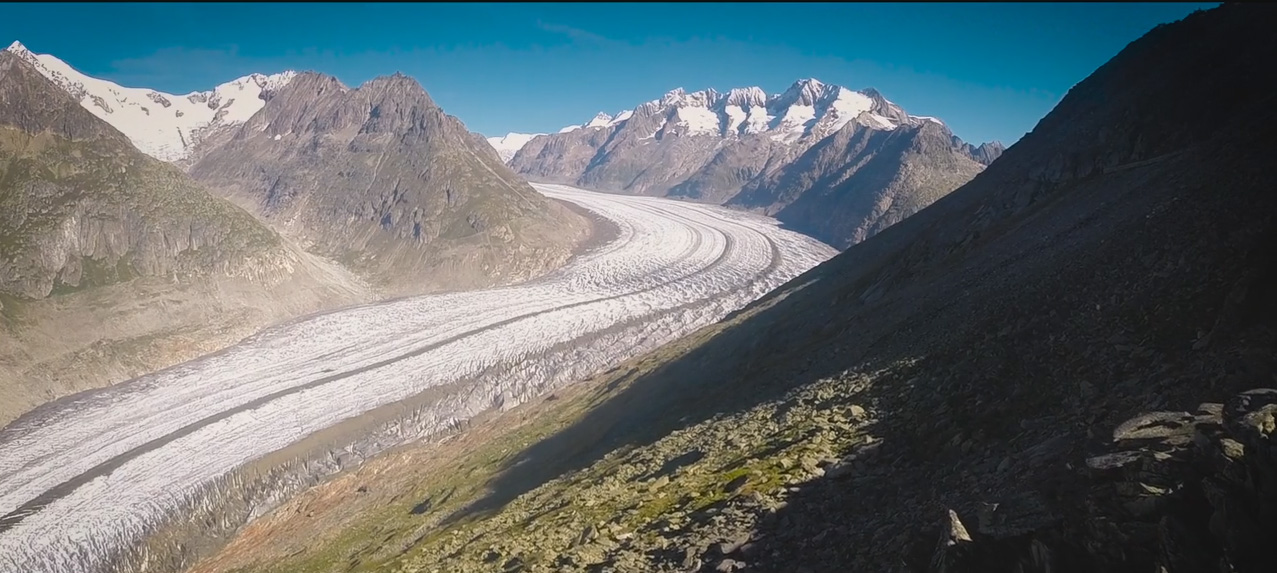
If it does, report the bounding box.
[777,78,831,107]
[3,41,297,162]
[585,112,613,128]
[724,86,768,107]
[486,132,545,163]
[540,77,929,145]
[661,87,688,105]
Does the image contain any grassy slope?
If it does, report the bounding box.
[0,126,280,292]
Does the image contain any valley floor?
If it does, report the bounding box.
[0,184,835,573]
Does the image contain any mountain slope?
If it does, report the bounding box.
[509,79,920,196]
[0,52,370,429]
[3,41,295,163]
[188,4,1277,573]
[188,72,592,296]
[509,79,1000,248]
[739,119,987,248]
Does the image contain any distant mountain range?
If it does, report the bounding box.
[4,37,1005,252]
[501,78,1004,248]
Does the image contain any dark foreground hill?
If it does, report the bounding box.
[189,4,1277,573]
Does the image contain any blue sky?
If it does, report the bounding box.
[3,2,1215,145]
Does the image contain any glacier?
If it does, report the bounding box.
[0,184,836,573]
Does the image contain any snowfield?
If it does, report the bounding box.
[4,41,295,163]
[0,184,837,573]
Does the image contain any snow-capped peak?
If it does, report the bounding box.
[510,78,953,154]
[3,41,297,162]
[657,87,721,108]
[555,108,636,135]
[776,78,830,107]
[660,88,687,106]
[486,132,544,163]
[723,86,767,107]
[585,112,613,128]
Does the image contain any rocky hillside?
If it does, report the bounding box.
[508,79,998,249]
[0,52,370,429]
[188,72,592,296]
[187,4,1277,573]
[730,118,987,249]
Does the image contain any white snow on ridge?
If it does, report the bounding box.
[671,105,720,136]
[585,112,613,128]
[769,103,818,143]
[540,78,916,145]
[860,113,900,131]
[486,132,544,163]
[824,88,874,130]
[4,41,296,162]
[0,185,838,573]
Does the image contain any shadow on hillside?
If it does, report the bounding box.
[435,268,873,525]
[420,41,1277,564]
[423,177,1276,571]
[425,143,1277,571]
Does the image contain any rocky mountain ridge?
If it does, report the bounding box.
[507,78,1001,249]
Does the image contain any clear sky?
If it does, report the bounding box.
[3,2,1216,145]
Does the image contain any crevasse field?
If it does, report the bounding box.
[0,184,837,573]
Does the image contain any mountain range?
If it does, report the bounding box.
[4,43,592,294]
[504,79,1004,248]
[5,37,1000,253]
